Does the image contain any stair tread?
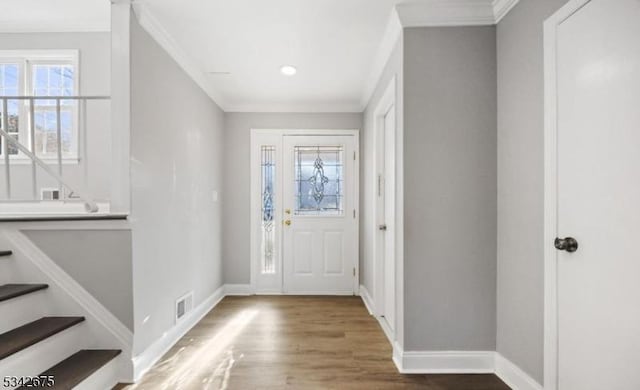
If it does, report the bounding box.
[17,349,122,390]
[0,317,85,360]
[0,284,48,302]
[0,250,12,257]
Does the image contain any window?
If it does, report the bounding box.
[294,145,344,216]
[0,63,20,155]
[261,145,276,274]
[0,50,79,160]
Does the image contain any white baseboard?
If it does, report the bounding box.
[495,353,542,390]
[358,284,375,315]
[377,315,395,345]
[392,342,541,390]
[132,285,225,381]
[393,346,495,374]
[287,291,355,295]
[359,284,396,348]
[226,284,360,296]
[223,284,253,295]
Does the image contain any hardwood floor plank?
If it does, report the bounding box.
[120,296,509,390]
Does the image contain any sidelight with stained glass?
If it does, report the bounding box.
[261,145,276,274]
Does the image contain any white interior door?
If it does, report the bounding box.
[282,135,358,294]
[555,1,640,388]
[381,107,396,332]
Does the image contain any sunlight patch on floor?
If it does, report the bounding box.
[130,309,259,390]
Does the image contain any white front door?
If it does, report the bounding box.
[554,1,640,388]
[282,135,358,294]
[251,131,359,295]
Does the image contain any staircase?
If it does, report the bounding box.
[0,250,121,389]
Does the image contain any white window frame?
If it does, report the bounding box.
[0,50,80,164]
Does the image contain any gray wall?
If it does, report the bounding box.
[361,35,403,305]
[130,14,225,354]
[222,113,363,284]
[403,26,497,351]
[496,0,569,382]
[22,229,133,330]
[0,32,111,201]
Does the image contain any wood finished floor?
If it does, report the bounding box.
[120,296,509,390]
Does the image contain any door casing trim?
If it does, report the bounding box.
[543,1,592,389]
[373,76,398,338]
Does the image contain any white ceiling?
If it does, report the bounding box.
[2,0,512,112]
[138,0,404,112]
[136,0,502,112]
[0,0,110,32]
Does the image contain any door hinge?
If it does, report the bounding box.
[353,151,356,160]
[353,267,356,277]
[353,209,356,218]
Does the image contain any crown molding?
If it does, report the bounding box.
[361,0,520,110]
[359,8,402,110]
[396,1,496,27]
[493,0,521,23]
[224,102,363,113]
[395,0,521,27]
[132,2,229,110]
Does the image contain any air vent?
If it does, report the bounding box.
[175,292,194,323]
[41,188,61,201]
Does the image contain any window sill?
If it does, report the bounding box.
[0,201,122,221]
[0,156,80,165]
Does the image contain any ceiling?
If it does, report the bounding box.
[3,0,513,112]
[138,0,405,112]
[137,0,502,112]
[0,0,110,32]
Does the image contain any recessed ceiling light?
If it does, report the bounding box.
[280,65,297,76]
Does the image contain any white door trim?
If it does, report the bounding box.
[249,129,360,295]
[543,1,591,389]
[374,78,395,314]
[373,76,400,343]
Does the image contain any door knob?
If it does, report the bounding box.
[284,220,291,226]
[555,237,578,253]
[379,224,387,231]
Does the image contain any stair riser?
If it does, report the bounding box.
[0,260,15,285]
[0,324,89,389]
[74,354,123,390]
[0,291,50,334]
